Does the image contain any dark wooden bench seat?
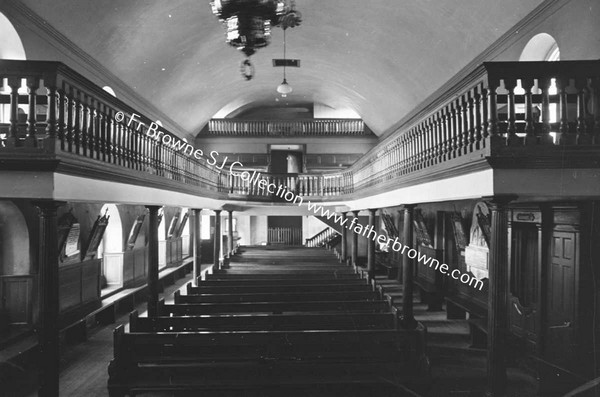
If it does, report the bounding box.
[175,289,383,304]
[187,281,373,295]
[158,298,393,316]
[198,277,367,286]
[129,310,399,332]
[206,271,360,280]
[108,324,428,397]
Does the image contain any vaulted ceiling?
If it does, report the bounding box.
[21,0,543,136]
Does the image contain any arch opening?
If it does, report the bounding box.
[98,204,124,291]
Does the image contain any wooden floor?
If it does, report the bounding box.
[8,247,538,397]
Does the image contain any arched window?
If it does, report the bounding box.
[98,204,123,293]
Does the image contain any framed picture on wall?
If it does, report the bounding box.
[413,209,433,247]
[450,212,467,251]
[127,214,145,249]
[84,211,110,258]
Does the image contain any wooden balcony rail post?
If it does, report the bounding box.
[25,77,39,147]
[558,76,573,145]
[455,97,464,156]
[82,93,90,157]
[592,77,600,143]
[45,81,58,140]
[467,90,476,153]
[505,78,520,146]
[487,78,500,147]
[522,78,536,145]
[475,84,485,150]
[6,77,21,147]
[57,88,67,151]
[575,77,591,144]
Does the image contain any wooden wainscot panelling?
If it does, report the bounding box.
[508,206,542,351]
[0,275,34,325]
[59,259,101,312]
[123,247,147,288]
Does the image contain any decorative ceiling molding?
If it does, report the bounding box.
[0,0,193,140]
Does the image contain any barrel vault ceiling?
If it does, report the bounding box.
[20,0,543,137]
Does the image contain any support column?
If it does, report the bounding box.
[228,210,234,255]
[367,208,377,280]
[484,195,515,397]
[34,200,65,397]
[213,210,221,269]
[401,204,417,329]
[341,212,348,264]
[192,208,202,286]
[351,210,359,267]
[146,205,160,318]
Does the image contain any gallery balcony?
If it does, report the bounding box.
[1,59,599,206]
[207,118,369,137]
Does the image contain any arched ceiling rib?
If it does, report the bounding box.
[19,0,543,136]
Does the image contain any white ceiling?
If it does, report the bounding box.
[21,0,543,136]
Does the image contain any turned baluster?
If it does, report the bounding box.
[522,78,535,146]
[557,76,573,145]
[433,113,441,163]
[98,103,107,162]
[7,78,21,146]
[504,79,519,146]
[466,92,475,153]
[65,88,75,152]
[575,77,591,144]
[45,83,58,140]
[106,108,115,163]
[591,77,600,144]
[57,89,67,150]
[487,80,500,145]
[459,96,468,155]
[81,94,90,157]
[25,77,39,147]
[73,90,83,154]
[475,85,484,150]
[450,102,459,158]
[539,78,553,144]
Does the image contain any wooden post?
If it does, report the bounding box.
[402,204,417,329]
[351,210,359,267]
[228,210,234,255]
[34,200,65,397]
[341,212,348,264]
[213,210,221,269]
[192,208,202,286]
[367,208,377,280]
[484,195,515,397]
[146,205,160,318]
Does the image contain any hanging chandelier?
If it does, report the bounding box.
[210,0,301,80]
[276,29,292,97]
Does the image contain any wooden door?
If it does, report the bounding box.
[545,231,577,367]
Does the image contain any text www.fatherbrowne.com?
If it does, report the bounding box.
[117,112,484,291]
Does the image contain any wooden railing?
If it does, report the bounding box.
[267,227,302,246]
[305,227,339,248]
[207,118,366,136]
[0,60,220,192]
[1,60,599,204]
[221,171,354,198]
[350,61,600,192]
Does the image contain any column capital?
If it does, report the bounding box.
[145,205,162,211]
[214,209,222,215]
[368,208,378,215]
[351,210,360,217]
[402,204,417,210]
[33,200,66,214]
[482,194,518,209]
[192,208,203,213]
[227,209,234,215]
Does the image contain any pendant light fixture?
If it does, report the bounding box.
[277,28,293,97]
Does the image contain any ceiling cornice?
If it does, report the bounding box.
[0,0,194,140]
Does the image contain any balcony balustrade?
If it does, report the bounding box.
[1,60,599,203]
[207,118,366,136]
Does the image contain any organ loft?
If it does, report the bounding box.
[0,0,599,396]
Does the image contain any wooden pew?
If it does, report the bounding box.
[174,289,383,304]
[197,277,368,286]
[205,272,361,280]
[128,309,399,332]
[187,281,373,295]
[107,323,428,396]
[157,297,393,316]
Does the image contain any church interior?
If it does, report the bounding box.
[0,0,600,396]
